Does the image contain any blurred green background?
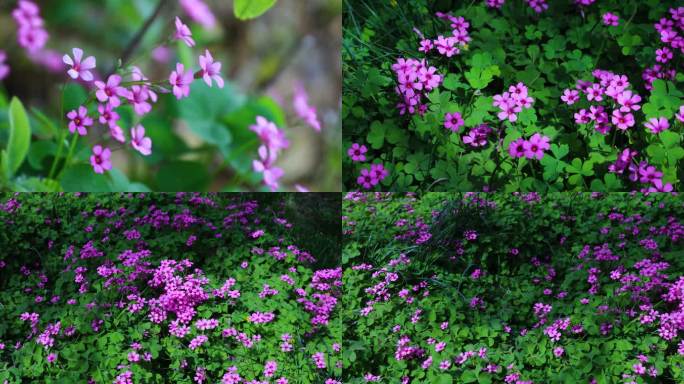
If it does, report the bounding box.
[0,0,342,191]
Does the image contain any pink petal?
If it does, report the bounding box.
[80,71,93,82]
[81,56,96,70]
[67,69,79,79]
[72,48,83,62]
[62,54,73,66]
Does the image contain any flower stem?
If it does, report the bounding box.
[48,84,67,179]
[108,0,171,77]
[57,134,80,179]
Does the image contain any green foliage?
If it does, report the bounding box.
[342,193,684,383]
[2,98,31,181]
[343,0,684,191]
[233,0,278,20]
[0,193,342,383]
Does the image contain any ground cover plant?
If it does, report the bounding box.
[343,0,684,192]
[342,192,684,383]
[0,0,341,192]
[0,192,342,383]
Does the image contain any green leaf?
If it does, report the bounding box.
[367,121,387,149]
[4,97,31,178]
[442,74,463,91]
[436,374,453,384]
[660,130,680,148]
[60,164,112,192]
[551,144,569,160]
[156,161,210,191]
[234,0,277,20]
[527,45,540,62]
[179,82,246,158]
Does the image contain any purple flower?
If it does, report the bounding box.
[0,51,9,80]
[90,145,112,174]
[508,138,526,158]
[94,75,127,107]
[523,133,550,160]
[602,12,619,26]
[130,124,152,156]
[199,49,224,88]
[47,353,57,363]
[189,335,208,350]
[63,48,96,81]
[644,117,669,134]
[67,106,93,136]
[561,89,579,105]
[347,143,367,162]
[264,360,277,378]
[174,17,195,47]
[169,63,194,99]
[444,112,464,132]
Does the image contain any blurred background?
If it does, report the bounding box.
[0,0,342,191]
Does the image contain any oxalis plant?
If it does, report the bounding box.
[0,193,343,383]
[343,0,684,192]
[0,0,330,192]
[342,192,684,383]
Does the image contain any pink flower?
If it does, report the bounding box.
[676,105,684,123]
[602,12,619,26]
[94,75,127,107]
[648,179,673,192]
[523,133,550,160]
[66,106,93,136]
[98,103,120,128]
[348,143,367,162]
[633,363,646,375]
[250,116,289,155]
[90,145,112,174]
[617,90,641,112]
[418,39,433,53]
[586,83,604,102]
[130,124,152,156]
[47,353,57,363]
[169,63,194,99]
[199,50,224,88]
[644,117,669,134]
[189,335,208,350]
[174,17,195,47]
[293,84,321,132]
[62,48,96,81]
[357,168,374,189]
[508,138,526,158]
[126,85,153,116]
[179,0,216,28]
[656,47,673,63]
[553,346,564,357]
[13,1,49,52]
[264,361,277,378]
[444,112,464,132]
[611,109,635,130]
[0,51,9,80]
[253,151,285,192]
[561,89,579,105]
[497,101,521,122]
[128,351,140,362]
[110,125,126,143]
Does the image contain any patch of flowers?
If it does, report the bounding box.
[0,193,341,383]
[342,192,684,383]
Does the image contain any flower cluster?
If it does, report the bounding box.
[493,82,534,123]
[508,133,551,160]
[356,163,388,189]
[12,0,48,52]
[251,116,290,191]
[392,58,442,116]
